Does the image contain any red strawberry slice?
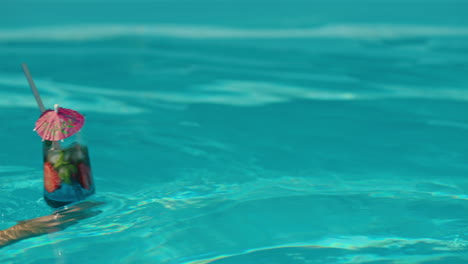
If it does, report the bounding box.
[78,163,92,190]
[44,162,61,192]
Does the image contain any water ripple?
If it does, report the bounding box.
[2,24,468,41]
[181,236,468,264]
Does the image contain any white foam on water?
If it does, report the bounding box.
[180,235,467,264]
[2,74,468,111]
[0,75,146,114]
[0,166,35,173]
[1,24,468,41]
[194,80,468,105]
[427,120,468,130]
[0,76,363,109]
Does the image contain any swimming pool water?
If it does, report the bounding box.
[1,1,468,263]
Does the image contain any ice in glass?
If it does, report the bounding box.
[42,133,95,208]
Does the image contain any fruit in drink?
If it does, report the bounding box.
[44,162,61,192]
[78,162,92,190]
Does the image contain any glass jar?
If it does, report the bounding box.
[42,131,95,208]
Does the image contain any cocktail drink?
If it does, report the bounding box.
[22,63,97,208]
[43,136,95,208]
[34,104,92,208]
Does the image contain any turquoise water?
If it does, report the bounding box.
[1,1,468,263]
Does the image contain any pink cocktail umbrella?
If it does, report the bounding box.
[21,64,85,141]
[34,104,85,141]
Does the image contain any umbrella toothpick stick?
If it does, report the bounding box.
[21,63,46,113]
